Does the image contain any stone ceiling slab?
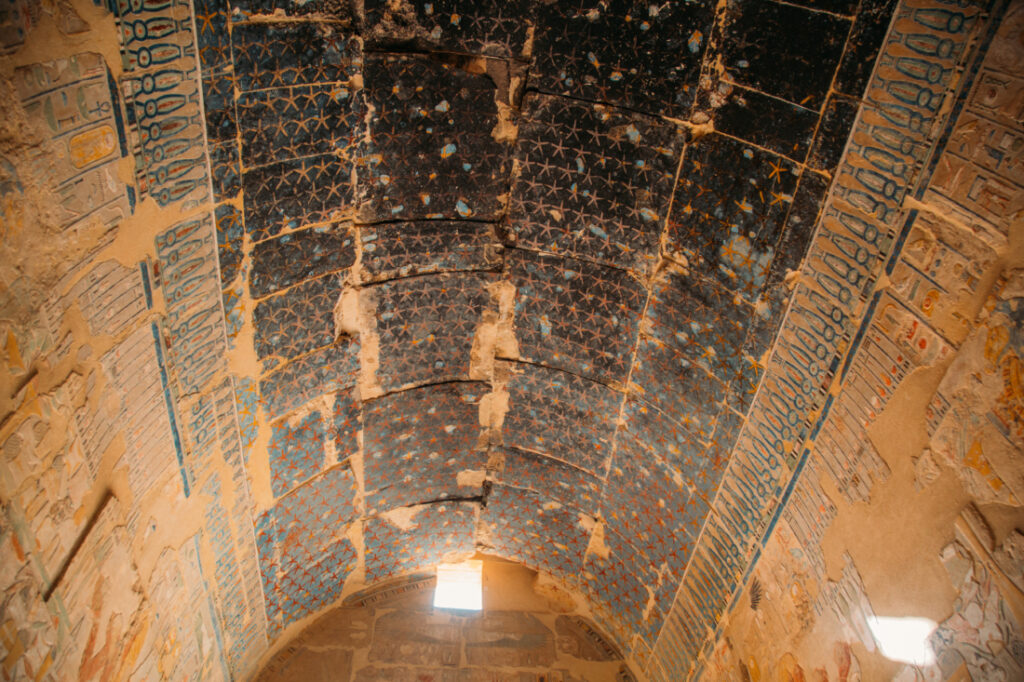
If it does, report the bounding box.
[255,464,359,634]
[243,155,355,242]
[720,1,851,111]
[362,383,487,512]
[531,0,717,116]
[371,272,499,390]
[495,447,603,512]
[507,249,646,385]
[364,0,534,58]
[258,339,360,421]
[508,93,681,273]
[479,483,591,586]
[359,54,510,222]
[363,502,477,584]
[667,133,801,303]
[250,224,356,298]
[499,360,622,476]
[582,529,659,652]
[253,274,342,367]
[358,220,502,283]
[267,389,359,497]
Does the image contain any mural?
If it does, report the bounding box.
[693,0,1024,679]
[0,0,1020,680]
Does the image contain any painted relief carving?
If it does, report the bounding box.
[927,271,1024,504]
[13,53,133,232]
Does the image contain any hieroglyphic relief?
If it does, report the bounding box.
[926,271,1024,504]
[110,0,210,208]
[154,215,270,673]
[190,378,268,674]
[0,252,184,680]
[781,460,836,585]
[13,53,134,232]
[890,210,1001,343]
[698,471,884,681]
[0,0,88,54]
[654,0,1002,677]
[1,0,250,678]
[129,540,227,681]
[0,509,65,680]
[815,292,955,504]
[0,412,91,582]
[103,322,186,506]
[925,538,1024,680]
[40,255,182,520]
[154,215,227,399]
[52,497,140,680]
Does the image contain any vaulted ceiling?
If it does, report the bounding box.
[190,0,892,669]
[4,0,1008,679]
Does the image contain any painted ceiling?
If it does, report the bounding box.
[194,0,890,669]
[4,0,1011,679]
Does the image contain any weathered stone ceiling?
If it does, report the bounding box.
[6,0,1016,679]
[187,0,898,668]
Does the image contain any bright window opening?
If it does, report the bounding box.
[433,560,482,611]
[867,616,937,666]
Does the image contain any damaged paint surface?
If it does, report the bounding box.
[0,0,1021,680]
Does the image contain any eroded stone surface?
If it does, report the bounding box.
[463,611,556,667]
[369,610,462,666]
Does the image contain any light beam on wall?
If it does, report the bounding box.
[867,616,937,666]
[433,560,483,610]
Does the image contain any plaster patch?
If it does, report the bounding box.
[456,469,486,488]
[580,515,610,560]
[380,505,423,531]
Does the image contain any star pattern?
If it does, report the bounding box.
[532,0,716,117]
[645,268,751,384]
[372,272,497,391]
[500,360,623,476]
[238,85,362,169]
[583,529,660,652]
[250,224,356,298]
[604,428,698,578]
[364,0,533,58]
[254,465,358,635]
[231,22,360,91]
[362,383,487,513]
[268,410,326,497]
[360,220,500,283]
[201,70,236,143]
[667,133,800,303]
[215,204,243,285]
[358,54,510,222]
[363,503,477,583]
[193,0,230,72]
[496,447,603,512]
[252,274,341,364]
[266,388,359,497]
[507,249,646,385]
[479,484,590,586]
[243,154,354,241]
[509,94,681,273]
[258,340,360,422]
[184,0,882,666]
